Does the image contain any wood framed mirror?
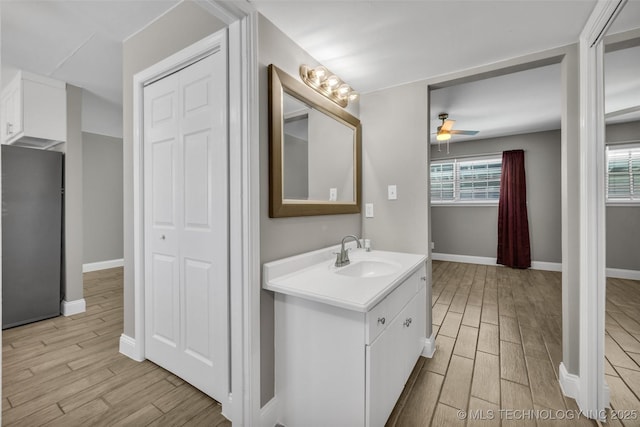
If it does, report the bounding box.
[268,64,362,218]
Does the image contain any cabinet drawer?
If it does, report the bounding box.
[366,266,425,344]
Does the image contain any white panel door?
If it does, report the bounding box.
[143,50,228,403]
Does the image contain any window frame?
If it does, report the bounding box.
[430,154,503,206]
[605,143,640,206]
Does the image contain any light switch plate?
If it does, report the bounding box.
[365,203,374,218]
[388,185,397,200]
[329,188,337,201]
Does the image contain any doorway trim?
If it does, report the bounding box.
[577,0,626,419]
[126,3,261,425]
[425,42,579,413]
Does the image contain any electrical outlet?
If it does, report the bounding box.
[365,203,374,218]
[431,242,435,250]
[329,188,337,201]
[388,185,397,200]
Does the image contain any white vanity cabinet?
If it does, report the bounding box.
[267,249,428,427]
[367,280,426,426]
[1,71,66,147]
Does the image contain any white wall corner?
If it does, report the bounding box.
[422,332,436,358]
[61,298,86,316]
[260,396,280,427]
[559,362,580,400]
[83,258,124,273]
[119,334,144,362]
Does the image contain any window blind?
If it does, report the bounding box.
[431,156,502,203]
[606,145,640,202]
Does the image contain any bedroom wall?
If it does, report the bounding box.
[431,129,562,264]
[606,120,640,272]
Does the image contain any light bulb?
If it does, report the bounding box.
[310,66,327,83]
[337,84,351,98]
[326,75,340,88]
[436,132,451,141]
[348,91,359,102]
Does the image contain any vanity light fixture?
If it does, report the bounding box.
[300,64,359,108]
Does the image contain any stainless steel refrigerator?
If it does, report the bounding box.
[2,145,63,329]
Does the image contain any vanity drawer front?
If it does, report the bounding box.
[366,269,420,344]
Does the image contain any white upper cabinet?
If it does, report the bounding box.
[1,71,66,149]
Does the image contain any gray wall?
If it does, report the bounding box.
[122,2,227,338]
[431,129,562,263]
[258,14,362,405]
[83,132,123,264]
[60,85,84,302]
[360,81,429,255]
[606,120,640,271]
[428,120,640,272]
[308,109,354,201]
[561,45,581,377]
[283,134,308,199]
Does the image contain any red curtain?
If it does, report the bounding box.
[497,150,531,269]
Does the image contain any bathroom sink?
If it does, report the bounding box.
[334,259,401,278]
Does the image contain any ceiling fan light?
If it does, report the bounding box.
[436,132,451,141]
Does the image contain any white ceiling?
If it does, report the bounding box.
[1,0,179,105]
[2,0,639,143]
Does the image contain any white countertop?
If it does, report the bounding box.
[263,245,427,312]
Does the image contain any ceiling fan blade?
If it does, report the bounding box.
[440,119,455,132]
[450,130,479,135]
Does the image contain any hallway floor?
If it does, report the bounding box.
[387,261,640,426]
[2,268,229,426]
[3,264,639,426]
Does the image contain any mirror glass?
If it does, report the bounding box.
[269,64,361,218]
[282,93,354,202]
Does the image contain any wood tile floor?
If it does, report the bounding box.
[387,261,640,427]
[3,263,639,426]
[2,267,230,426]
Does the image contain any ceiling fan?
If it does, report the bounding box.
[436,113,479,141]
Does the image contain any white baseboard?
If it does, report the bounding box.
[61,298,86,316]
[531,261,562,272]
[432,253,562,272]
[83,258,124,273]
[606,268,640,280]
[422,332,436,358]
[559,362,580,400]
[432,253,496,265]
[119,334,144,362]
[260,396,280,427]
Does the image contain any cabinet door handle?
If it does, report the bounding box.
[377,317,386,325]
[403,317,413,327]
[420,276,427,281]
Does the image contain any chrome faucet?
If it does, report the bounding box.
[335,235,362,267]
